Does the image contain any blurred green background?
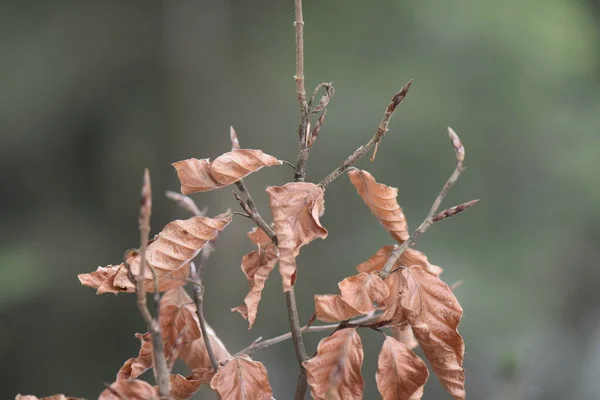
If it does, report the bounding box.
[2,0,600,399]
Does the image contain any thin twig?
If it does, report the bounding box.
[379,127,470,279]
[318,80,413,188]
[234,313,381,356]
[136,169,171,398]
[293,0,311,182]
[165,190,206,216]
[190,259,219,372]
[286,287,308,364]
[234,181,277,242]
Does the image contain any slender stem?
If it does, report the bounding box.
[286,288,308,363]
[294,370,308,400]
[234,313,381,356]
[379,161,464,279]
[318,80,413,188]
[136,169,171,398]
[294,0,310,182]
[234,180,277,242]
[191,259,219,372]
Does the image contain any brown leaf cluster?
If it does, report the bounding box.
[315,272,389,322]
[78,213,231,294]
[304,328,364,400]
[232,227,279,328]
[117,288,230,398]
[348,169,409,243]
[266,182,328,291]
[210,356,273,399]
[16,396,83,400]
[173,149,282,194]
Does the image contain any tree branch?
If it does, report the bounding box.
[318,80,413,188]
[190,258,219,372]
[379,127,473,280]
[293,0,310,182]
[234,180,277,242]
[136,169,171,398]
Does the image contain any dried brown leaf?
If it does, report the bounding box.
[79,214,231,294]
[304,328,364,400]
[356,246,442,277]
[180,323,231,370]
[210,355,273,399]
[401,266,465,399]
[339,272,389,314]
[390,325,419,350]
[314,294,360,323]
[99,380,157,400]
[173,150,282,194]
[15,396,83,400]
[232,228,279,328]
[376,336,429,400]
[348,169,409,243]
[266,182,328,291]
[170,368,214,400]
[118,287,201,380]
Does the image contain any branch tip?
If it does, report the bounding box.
[447,126,465,162]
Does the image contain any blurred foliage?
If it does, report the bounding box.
[1,0,600,399]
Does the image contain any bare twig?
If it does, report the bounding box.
[233,181,277,242]
[286,287,308,364]
[293,0,311,183]
[379,127,471,280]
[234,313,381,356]
[190,259,219,372]
[136,169,171,398]
[165,190,206,216]
[318,80,413,188]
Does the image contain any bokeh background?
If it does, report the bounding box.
[2,0,600,399]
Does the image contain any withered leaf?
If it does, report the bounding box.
[401,266,465,400]
[348,169,409,243]
[266,182,328,292]
[314,294,360,323]
[79,213,231,294]
[356,246,442,277]
[118,287,201,380]
[210,356,273,399]
[390,325,419,350]
[304,328,364,400]
[232,227,279,329]
[98,379,157,400]
[376,336,429,400]
[339,272,389,314]
[173,150,282,194]
[15,396,83,400]
[170,368,214,400]
[180,323,231,370]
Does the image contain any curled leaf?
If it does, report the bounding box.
[304,328,364,400]
[210,356,273,399]
[401,266,465,399]
[314,294,360,323]
[266,182,328,291]
[180,323,231,370]
[170,368,214,400]
[79,213,232,294]
[314,272,389,323]
[376,336,428,400]
[99,380,157,400]
[173,150,282,194]
[118,287,202,380]
[348,169,409,243]
[390,325,419,350]
[232,227,279,329]
[356,246,442,277]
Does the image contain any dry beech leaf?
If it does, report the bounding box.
[173,150,282,194]
[232,227,279,328]
[348,169,409,243]
[99,380,157,400]
[118,287,202,380]
[339,272,389,313]
[376,336,429,400]
[210,355,273,400]
[304,328,364,400]
[314,272,389,323]
[170,368,214,400]
[314,294,360,323]
[180,323,231,370]
[15,396,83,400]
[401,266,465,399]
[390,325,419,350]
[79,213,232,294]
[266,182,328,291]
[356,246,442,277]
